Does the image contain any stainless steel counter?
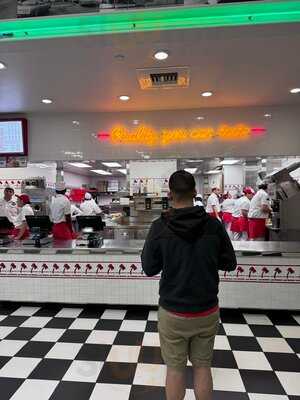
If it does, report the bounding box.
[0,239,299,255]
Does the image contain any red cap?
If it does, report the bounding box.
[243,187,255,195]
[16,194,31,204]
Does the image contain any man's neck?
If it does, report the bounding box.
[172,200,194,209]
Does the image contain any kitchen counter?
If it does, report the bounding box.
[0,239,299,255]
[0,240,299,309]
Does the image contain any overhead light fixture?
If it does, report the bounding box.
[119,95,130,101]
[72,120,80,125]
[102,162,122,168]
[133,120,139,125]
[42,98,53,104]
[68,162,91,168]
[220,159,241,165]
[261,158,267,163]
[91,169,112,175]
[117,169,127,174]
[184,168,197,174]
[154,51,169,61]
[290,88,300,94]
[205,170,222,174]
[264,113,272,118]
[196,116,205,120]
[186,159,203,163]
[0,62,7,70]
[201,91,213,97]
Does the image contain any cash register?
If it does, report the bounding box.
[0,217,14,246]
[23,216,53,247]
[75,216,105,248]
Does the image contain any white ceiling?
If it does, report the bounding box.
[0,22,300,113]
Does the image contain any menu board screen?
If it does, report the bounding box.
[0,119,28,156]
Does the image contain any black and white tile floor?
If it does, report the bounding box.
[0,303,299,399]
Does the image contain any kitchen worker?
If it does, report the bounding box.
[0,187,18,224]
[248,183,272,241]
[238,187,255,241]
[221,193,234,235]
[230,194,242,241]
[194,195,204,207]
[80,192,102,216]
[50,182,76,240]
[205,187,221,219]
[12,194,34,240]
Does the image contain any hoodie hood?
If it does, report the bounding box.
[161,206,210,242]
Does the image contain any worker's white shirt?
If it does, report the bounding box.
[50,194,71,224]
[221,198,235,213]
[239,196,251,214]
[80,199,102,216]
[248,189,270,219]
[206,193,221,213]
[232,198,242,218]
[14,204,34,228]
[0,198,18,223]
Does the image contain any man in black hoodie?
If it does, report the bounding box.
[142,170,237,400]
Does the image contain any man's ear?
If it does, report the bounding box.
[168,191,173,200]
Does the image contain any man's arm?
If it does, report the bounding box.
[218,223,237,271]
[141,222,163,277]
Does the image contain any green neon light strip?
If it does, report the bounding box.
[0,0,300,42]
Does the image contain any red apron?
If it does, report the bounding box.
[11,228,30,240]
[248,218,266,239]
[222,212,232,224]
[230,216,241,233]
[52,222,76,240]
[239,216,249,233]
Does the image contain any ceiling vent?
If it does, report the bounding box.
[137,67,190,90]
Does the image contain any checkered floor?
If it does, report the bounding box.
[0,303,299,400]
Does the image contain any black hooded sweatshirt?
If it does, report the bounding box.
[141,206,237,313]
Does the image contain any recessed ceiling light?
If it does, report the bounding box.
[220,159,241,165]
[0,62,7,70]
[68,162,91,168]
[201,91,213,97]
[264,113,272,118]
[119,95,130,101]
[117,169,127,175]
[196,116,205,120]
[154,51,169,61]
[290,88,300,94]
[205,170,222,174]
[91,169,112,175]
[42,98,53,104]
[184,168,197,174]
[102,162,122,168]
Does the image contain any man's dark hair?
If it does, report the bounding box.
[258,183,268,191]
[169,170,196,201]
[4,187,14,194]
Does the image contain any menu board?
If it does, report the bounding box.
[0,120,27,156]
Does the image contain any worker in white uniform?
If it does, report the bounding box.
[80,193,102,216]
[206,187,221,219]
[248,183,271,241]
[221,193,235,235]
[230,195,243,241]
[238,187,255,241]
[50,182,76,240]
[0,187,18,224]
[12,194,34,240]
